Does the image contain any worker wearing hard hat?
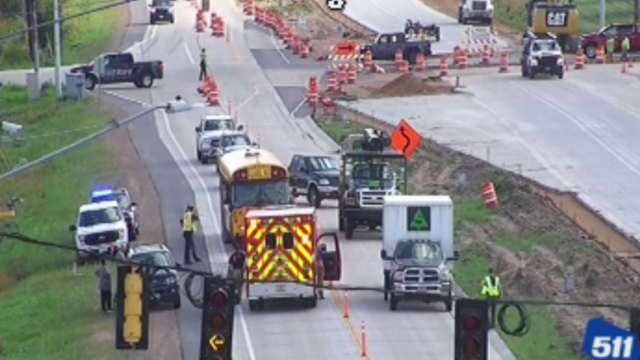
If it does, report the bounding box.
[481,268,501,328]
[180,205,201,264]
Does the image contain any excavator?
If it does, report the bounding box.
[524,0,580,51]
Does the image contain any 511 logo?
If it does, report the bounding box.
[582,317,640,360]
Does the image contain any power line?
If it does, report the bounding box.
[0,0,134,43]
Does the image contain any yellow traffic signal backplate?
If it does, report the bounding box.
[209,334,225,352]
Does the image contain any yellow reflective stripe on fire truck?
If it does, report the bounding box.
[286,223,313,282]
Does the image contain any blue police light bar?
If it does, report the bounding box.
[91,189,114,198]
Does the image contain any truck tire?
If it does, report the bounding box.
[389,294,399,311]
[173,295,181,309]
[138,71,154,88]
[248,300,258,311]
[85,74,98,91]
[445,298,453,312]
[345,218,355,239]
[457,9,463,23]
[383,272,390,301]
[338,210,345,231]
[584,44,598,59]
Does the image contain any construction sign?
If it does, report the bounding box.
[406,206,431,231]
[335,41,357,56]
[390,120,422,159]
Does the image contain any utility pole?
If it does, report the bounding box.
[31,0,40,74]
[635,0,639,24]
[53,0,63,98]
[599,0,605,29]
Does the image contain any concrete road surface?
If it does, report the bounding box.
[340,0,511,54]
[0,0,517,359]
[102,1,517,360]
[342,65,640,240]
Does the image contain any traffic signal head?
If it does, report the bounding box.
[200,277,235,360]
[454,299,489,360]
[115,265,149,350]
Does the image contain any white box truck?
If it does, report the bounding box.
[380,195,458,311]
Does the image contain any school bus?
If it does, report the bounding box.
[217,148,291,244]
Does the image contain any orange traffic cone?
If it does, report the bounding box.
[621,63,627,74]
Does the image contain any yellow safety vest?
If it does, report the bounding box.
[200,53,207,65]
[622,37,631,52]
[183,211,198,232]
[482,275,500,297]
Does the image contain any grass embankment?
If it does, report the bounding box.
[493,0,634,33]
[319,120,581,360]
[0,0,124,69]
[0,85,128,360]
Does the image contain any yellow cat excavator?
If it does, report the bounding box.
[525,0,580,50]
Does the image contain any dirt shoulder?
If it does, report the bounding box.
[314,106,640,360]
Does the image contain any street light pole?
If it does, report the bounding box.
[53,0,63,98]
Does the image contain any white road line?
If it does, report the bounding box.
[269,29,290,64]
[289,98,307,118]
[125,25,158,52]
[183,42,196,64]
[159,110,258,360]
[103,91,151,106]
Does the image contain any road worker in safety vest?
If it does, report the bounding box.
[481,268,501,328]
[180,205,201,265]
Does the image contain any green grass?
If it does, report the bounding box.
[0,85,124,359]
[0,0,124,69]
[493,0,635,34]
[318,119,582,360]
[0,267,132,360]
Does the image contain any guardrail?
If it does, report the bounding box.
[332,103,640,281]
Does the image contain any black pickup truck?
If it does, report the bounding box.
[70,52,164,90]
[360,32,432,64]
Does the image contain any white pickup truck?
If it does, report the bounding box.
[70,201,129,265]
[194,115,244,164]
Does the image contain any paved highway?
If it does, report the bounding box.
[0,0,516,359]
[340,0,511,54]
[104,1,517,360]
[342,66,640,240]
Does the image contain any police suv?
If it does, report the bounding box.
[195,115,243,164]
[70,201,130,265]
[90,188,140,241]
[520,32,565,79]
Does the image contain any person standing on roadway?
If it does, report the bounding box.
[180,205,201,264]
[96,259,112,313]
[199,49,208,81]
[622,36,631,62]
[228,243,246,304]
[315,243,327,300]
[481,268,501,328]
[607,37,615,63]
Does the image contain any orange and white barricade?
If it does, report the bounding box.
[338,65,348,85]
[347,64,357,84]
[415,53,426,72]
[481,45,491,66]
[300,41,310,58]
[207,81,220,106]
[574,49,585,69]
[363,51,373,72]
[482,182,498,209]
[307,77,319,107]
[243,0,254,16]
[439,57,448,77]
[457,51,468,69]
[326,72,338,92]
[595,46,605,64]
[498,52,508,73]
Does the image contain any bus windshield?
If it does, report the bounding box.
[232,179,290,207]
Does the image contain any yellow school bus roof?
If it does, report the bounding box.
[218,148,286,179]
[246,206,315,219]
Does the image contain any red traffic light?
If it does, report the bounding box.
[212,290,229,308]
[462,312,481,332]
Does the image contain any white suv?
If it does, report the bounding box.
[70,201,129,265]
[194,115,243,164]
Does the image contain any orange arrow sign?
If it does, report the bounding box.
[209,334,225,351]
